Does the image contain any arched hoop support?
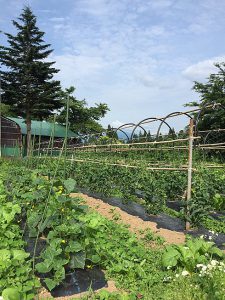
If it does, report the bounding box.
[156,112,192,139]
[111,127,130,141]
[131,117,175,141]
[113,123,148,142]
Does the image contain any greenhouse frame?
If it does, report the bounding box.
[0,116,78,157]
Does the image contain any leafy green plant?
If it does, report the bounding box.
[162,238,224,272]
[142,229,165,245]
[202,216,225,234]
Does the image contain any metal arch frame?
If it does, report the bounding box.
[202,129,225,145]
[130,117,175,141]
[203,131,213,145]
[111,127,130,141]
[71,104,224,146]
[113,123,148,142]
[156,112,192,139]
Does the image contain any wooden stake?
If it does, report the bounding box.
[186,119,194,231]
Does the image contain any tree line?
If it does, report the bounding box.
[0,7,109,154]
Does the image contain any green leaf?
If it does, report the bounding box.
[161,247,179,267]
[90,254,101,264]
[38,216,53,232]
[209,247,224,258]
[57,195,70,203]
[54,266,65,281]
[65,241,83,253]
[12,249,30,261]
[36,261,53,273]
[44,278,57,291]
[63,178,76,193]
[42,246,62,261]
[0,249,11,261]
[27,212,42,237]
[2,288,21,300]
[69,251,86,269]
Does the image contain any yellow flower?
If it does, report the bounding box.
[61,240,66,244]
[61,208,64,212]
[87,265,92,269]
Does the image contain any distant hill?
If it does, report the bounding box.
[117,129,132,140]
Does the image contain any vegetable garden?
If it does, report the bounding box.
[1,107,225,299]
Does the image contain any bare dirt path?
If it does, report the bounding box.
[72,193,185,245]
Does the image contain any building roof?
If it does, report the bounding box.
[8,117,78,138]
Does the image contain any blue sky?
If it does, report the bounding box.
[1,0,225,132]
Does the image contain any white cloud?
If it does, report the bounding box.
[110,120,124,128]
[51,53,107,87]
[182,56,225,81]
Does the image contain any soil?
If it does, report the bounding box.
[72,193,185,245]
[39,280,117,299]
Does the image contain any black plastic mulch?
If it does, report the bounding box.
[79,188,225,250]
[50,268,107,298]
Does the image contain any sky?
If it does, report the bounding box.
[1,0,225,133]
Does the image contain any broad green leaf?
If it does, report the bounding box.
[90,254,101,264]
[66,241,83,253]
[54,266,65,281]
[57,195,70,202]
[42,246,62,261]
[2,288,21,300]
[161,247,179,267]
[44,278,57,291]
[63,178,76,193]
[38,216,53,232]
[12,249,29,261]
[69,251,86,269]
[209,247,224,258]
[36,261,53,273]
[0,249,11,261]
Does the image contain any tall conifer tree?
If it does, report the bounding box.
[0,6,62,154]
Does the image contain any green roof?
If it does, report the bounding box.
[8,117,78,138]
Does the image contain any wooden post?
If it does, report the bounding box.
[37,122,42,157]
[186,118,194,231]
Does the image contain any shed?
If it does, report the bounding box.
[8,117,77,138]
[0,116,22,157]
[0,116,78,157]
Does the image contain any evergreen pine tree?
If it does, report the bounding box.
[0,6,62,154]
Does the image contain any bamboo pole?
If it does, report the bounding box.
[51,115,56,157]
[65,158,194,171]
[199,147,225,150]
[72,147,189,152]
[198,142,225,147]
[186,119,194,231]
[69,137,200,150]
[37,121,43,157]
[198,128,225,133]
[64,95,70,179]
